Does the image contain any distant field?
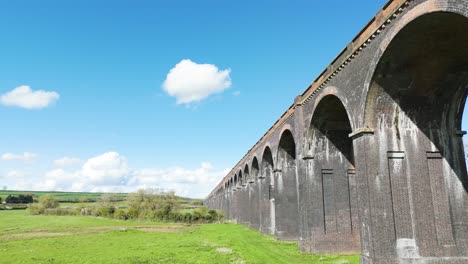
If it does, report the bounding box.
[0,190,202,205]
[0,210,359,264]
[0,190,127,202]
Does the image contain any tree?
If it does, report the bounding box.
[38,195,59,209]
[5,194,34,204]
[5,195,15,203]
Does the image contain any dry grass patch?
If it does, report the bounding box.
[0,224,188,241]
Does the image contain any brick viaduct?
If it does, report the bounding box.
[204,0,468,263]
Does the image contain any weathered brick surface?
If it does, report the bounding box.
[205,0,468,263]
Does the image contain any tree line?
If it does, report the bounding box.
[3,194,34,204]
[29,189,223,224]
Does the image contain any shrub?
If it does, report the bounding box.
[26,188,224,224]
[215,210,224,221]
[114,209,128,220]
[28,195,59,215]
[126,207,139,219]
[38,195,59,209]
[192,210,202,222]
[96,206,115,217]
[44,208,79,216]
[28,203,45,215]
[206,209,217,221]
[184,212,192,223]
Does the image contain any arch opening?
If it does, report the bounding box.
[260,146,275,234]
[308,94,359,253]
[249,157,261,230]
[240,166,249,226]
[276,129,299,240]
[251,158,259,183]
[243,165,250,186]
[238,171,243,187]
[310,95,354,167]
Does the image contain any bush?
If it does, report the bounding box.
[44,208,79,216]
[26,188,224,224]
[38,195,59,209]
[126,207,139,219]
[184,212,192,223]
[28,203,45,215]
[28,195,59,215]
[96,206,115,217]
[114,209,128,220]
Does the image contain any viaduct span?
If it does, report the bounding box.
[205,0,468,263]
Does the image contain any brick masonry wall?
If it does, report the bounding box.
[205,0,468,263]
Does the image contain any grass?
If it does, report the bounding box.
[0,210,359,264]
[0,190,202,205]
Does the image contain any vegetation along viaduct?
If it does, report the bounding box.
[205,0,468,263]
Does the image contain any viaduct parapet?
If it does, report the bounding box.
[205,0,468,263]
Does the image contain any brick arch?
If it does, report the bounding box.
[362,1,468,128]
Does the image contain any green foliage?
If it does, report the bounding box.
[44,208,80,216]
[5,194,34,204]
[113,209,128,220]
[28,203,45,215]
[38,195,60,209]
[96,206,115,217]
[78,189,223,224]
[189,200,204,206]
[0,190,127,203]
[28,195,60,215]
[0,203,28,210]
[23,188,222,224]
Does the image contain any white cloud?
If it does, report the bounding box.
[4,151,227,198]
[53,157,83,167]
[15,153,129,193]
[5,170,28,178]
[127,162,227,198]
[162,59,232,104]
[1,152,37,162]
[0,85,59,109]
[82,152,129,185]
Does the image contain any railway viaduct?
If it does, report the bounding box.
[204,0,468,263]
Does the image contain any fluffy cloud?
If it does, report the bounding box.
[1,152,37,162]
[4,151,226,198]
[0,85,59,109]
[82,152,128,185]
[128,162,227,198]
[53,157,83,167]
[5,170,28,178]
[162,59,232,104]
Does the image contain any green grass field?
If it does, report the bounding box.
[0,190,127,202]
[0,210,359,264]
[0,190,202,206]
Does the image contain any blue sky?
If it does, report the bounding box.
[1,0,466,198]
